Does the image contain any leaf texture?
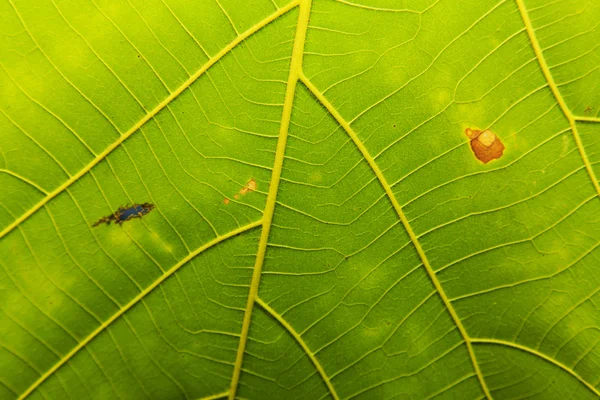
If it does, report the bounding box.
[1,0,600,399]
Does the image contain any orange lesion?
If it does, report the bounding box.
[239,179,257,195]
[465,128,505,164]
[224,179,257,205]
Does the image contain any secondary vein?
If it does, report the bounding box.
[515,0,600,198]
[19,220,262,400]
[0,1,299,243]
[256,297,339,400]
[471,338,600,397]
[300,72,492,400]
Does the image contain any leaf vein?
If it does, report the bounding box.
[255,297,339,400]
[17,220,261,399]
[0,2,298,242]
[516,0,600,197]
[471,338,600,396]
[300,73,492,399]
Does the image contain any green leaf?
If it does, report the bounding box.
[1,0,600,399]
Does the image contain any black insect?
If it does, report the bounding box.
[92,203,155,227]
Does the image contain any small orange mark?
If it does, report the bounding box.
[465,128,505,164]
[239,179,257,195]
[225,179,256,204]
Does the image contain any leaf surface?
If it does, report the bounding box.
[1,0,600,399]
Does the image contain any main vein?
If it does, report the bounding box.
[228,1,312,399]
[0,1,298,242]
[299,73,492,400]
[515,0,600,198]
[19,220,262,400]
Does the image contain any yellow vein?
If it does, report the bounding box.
[575,116,600,123]
[19,220,262,400]
[0,1,298,243]
[198,390,229,400]
[0,170,47,194]
[215,0,240,35]
[255,297,339,400]
[335,0,425,13]
[228,1,311,398]
[300,73,492,400]
[516,0,600,197]
[471,338,600,397]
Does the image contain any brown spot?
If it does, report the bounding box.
[465,128,505,164]
[223,198,230,205]
[240,179,257,195]
[585,106,592,114]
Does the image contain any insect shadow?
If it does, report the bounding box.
[93,203,155,227]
